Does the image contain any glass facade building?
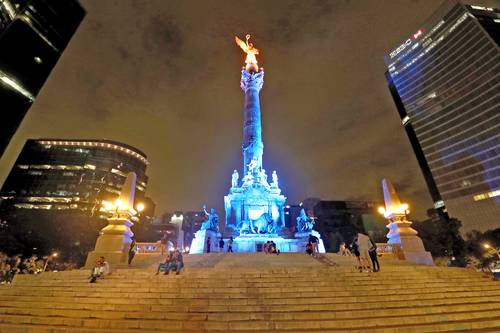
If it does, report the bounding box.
[0,0,85,156]
[384,0,500,231]
[0,139,149,215]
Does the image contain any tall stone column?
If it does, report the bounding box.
[240,69,264,176]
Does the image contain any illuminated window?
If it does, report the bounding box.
[473,189,500,201]
[402,116,411,125]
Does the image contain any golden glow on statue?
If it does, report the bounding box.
[235,34,260,72]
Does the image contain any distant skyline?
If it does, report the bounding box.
[1,0,497,220]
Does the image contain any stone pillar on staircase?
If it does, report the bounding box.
[380,178,433,266]
[85,172,137,268]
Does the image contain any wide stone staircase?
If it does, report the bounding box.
[0,253,499,332]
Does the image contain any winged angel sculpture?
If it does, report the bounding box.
[235,34,260,72]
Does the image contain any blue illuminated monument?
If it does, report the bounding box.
[191,35,324,253]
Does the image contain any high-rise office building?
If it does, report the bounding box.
[0,0,85,156]
[0,139,149,214]
[384,1,500,231]
[0,139,150,261]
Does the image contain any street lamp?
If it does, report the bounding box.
[483,243,500,259]
[136,203,145,213]
[43,252,59,272]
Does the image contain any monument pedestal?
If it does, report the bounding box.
[387,221,433,266]
[85,217,134,268]
[189,229,221,254]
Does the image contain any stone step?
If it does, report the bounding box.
[1,318,500,333]
[0,308,498,331]
[0,301,499,321]
[14,274,491,287]
[1,283,497,299]
[0,294,495,313]
[1,288,498,308]
[5,281,495,296]
[5,279,497,293]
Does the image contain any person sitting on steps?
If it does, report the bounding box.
[89,257,109,283]
[269,241,280,255]
[156,251,173,275]
[164,248,184,275]
[306,242,313,256]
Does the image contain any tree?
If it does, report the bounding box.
[0,209,107,266]
[464,228,500,268]
[412,209,466,265]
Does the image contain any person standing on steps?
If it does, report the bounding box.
[227,236,234,252]
[206,237,211,253]
[128,237,136,266]
[368,237,380,272]
[356,233,372,272]
[351,236,366,272]
[219,237,225,252]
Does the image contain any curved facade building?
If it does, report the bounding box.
[384,0,500,231]
[0,139,149,215]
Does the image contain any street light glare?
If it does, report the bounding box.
[483,243,491,249]
[136,203,145,212]
[378,207,386,215]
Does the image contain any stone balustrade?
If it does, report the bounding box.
[135,241,163,253]
[377,243,405,260]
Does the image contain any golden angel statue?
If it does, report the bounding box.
[235,34,260,72]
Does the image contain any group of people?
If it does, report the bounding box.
[350,233,380,272]
[263,241,280,255]
[156,248,184,275]
[1,253,77,284]
[89,256,110,283]
[0,253,21,284]
[206,236,234,253]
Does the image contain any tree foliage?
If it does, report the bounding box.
[412,211,466,264]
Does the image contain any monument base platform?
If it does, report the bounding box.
[227,230,326,253]
[189,229,221,254]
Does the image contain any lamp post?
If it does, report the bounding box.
[43,252,59,272]
[483,243,500,260]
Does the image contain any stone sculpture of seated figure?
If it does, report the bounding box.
[201,205,220,232]
[296,208,314,233]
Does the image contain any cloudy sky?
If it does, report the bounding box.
[0,0,497,220]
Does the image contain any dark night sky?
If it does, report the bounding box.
[0,0,497,220]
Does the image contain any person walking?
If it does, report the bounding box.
[128,237,136,266]
[206,237,211,253]
[368,237,380,272]
[219,237,225,252]
[227,236,234,252]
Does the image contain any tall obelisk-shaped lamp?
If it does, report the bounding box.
[85,172,137,267]
[379,178,433,265]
